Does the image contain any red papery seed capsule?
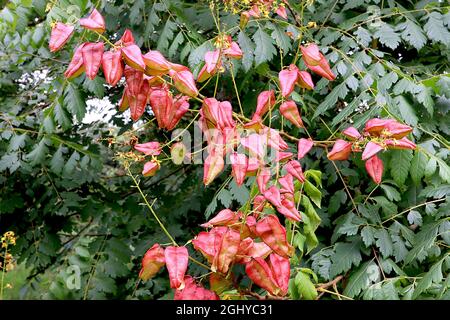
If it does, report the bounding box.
[165,246,189,290]
[279,64,299,98]
[308,58,336,81]
[297,138,314,159]
[383,121,413,139]
[200,209,239,228]
[342,126,361,140]
[327,139,352,161]
[81,42,104,80]
[134,141,161,156]
[223,42,243,59]
[284,160,305,183]
[235,237,255,264]
[365,154,384,184]
[149,88,172,129]
[300,43,322,66]
[124,65,144,97]
[275,151,293,163]
[301,44,336,80]
[241,133,267,161]
[296,70,315,90]
[129,81,150,121]
[245,258,281,296]
[139,244,165,281]
[276,6,288,19]
[269,253,290,296]
[253,195,266,215]
[364,118,396,136]
[203,151,225,186]
[118,89,129,112]
[277,198,301,222]
[385,137,416,150]
[263,186,283,208]
[361,141,384,161]
[174,276,219,300]
[79,8,106,33]
[121,44,146,71]
[253,90,276,119]
[230,153,248,186]
[263,127,289,151]
[142,159,160,177]
[193,227,227,263]
[115,29,135,46]
[200,98,235,130]
[279,100,304,128]
[165,95,190,131]
[102,50,123,86]
[143,50,172,75]
[248,241,272,259]
[169,69,199,97]
[256,167,271,194]
[278,174,294,194]
[205,50,222,74]
[211,228,240,274]
[49,22,74,52]
[64,44,86,79]
[256,215,294,258]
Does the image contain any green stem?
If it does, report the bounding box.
[127,167,177,246]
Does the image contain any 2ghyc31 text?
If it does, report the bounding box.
[176,304,273,317]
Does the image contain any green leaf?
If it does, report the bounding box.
[436,157,450,183]
[217,188,232,208]
[301,196,321,253]
[8,134,27,151]
[410,151,428,185]
[303,180,322,208]
[423,12,450,45]
[416,85,434,116]
[394,96,417,126]
[267,23,291,53]
[0,153,20,173]
[313,82,348,119]
[54,101,71,129]
[83,77,105,98]
[328,190,347,214]
[64,84,86,122]
[156,20,177,53]
[398,19,427,50]
[374,23,401,50]
[405,220,441,264]
[294,271,317,300]
[50,145,65,174]
[252,27,276,66]
[389,149,413,186]
[354,27,371,47]
[424,157,437,178]
[380,184,401,201]
[412,257,445,299]
[407,210,422,226]
[168,32,184,59]
[26,138,49,166]
[330,240,362,278]
[343,261,380,298]
[375,229,393,258]
[361,226,376,247]
[237,31,254,72]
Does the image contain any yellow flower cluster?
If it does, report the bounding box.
[1,231,16,248]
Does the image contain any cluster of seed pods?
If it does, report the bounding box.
[139,210,293,299]
[328,119,416,184]
[50,7,418,300]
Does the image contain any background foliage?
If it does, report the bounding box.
[0,0,449,300]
